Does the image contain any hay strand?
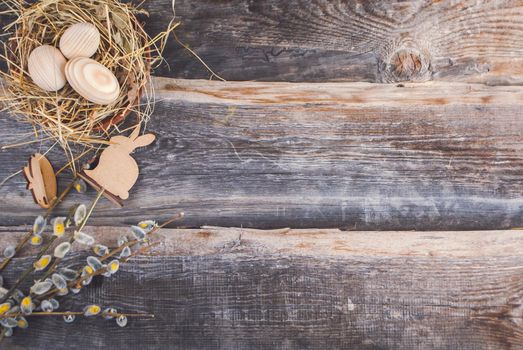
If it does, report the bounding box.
[0,0,178,169]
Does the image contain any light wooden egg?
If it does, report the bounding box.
[27,45,67,91]
[59,22,100,59]
[65,57,120,105]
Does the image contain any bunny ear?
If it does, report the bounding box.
[129,124,141,141]
[133,134,156,148]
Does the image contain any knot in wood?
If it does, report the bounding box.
[390,49,423,80]
[379,40,432,83]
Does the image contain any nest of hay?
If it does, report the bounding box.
[0,0,177,166]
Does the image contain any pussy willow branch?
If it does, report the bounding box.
[0,189,103,304]
[38,190,105,283]
[156,212,185,230]
[37,240,145,300]
[90,212,183,262]
[0,311,154,320]
[0,176,78,272]
[0,214,180,340]
[37,241,161,301]
[0,145,102,273]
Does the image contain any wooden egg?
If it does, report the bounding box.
[59,22,100,59]
[27,45,67,91]
[65,57,120,105]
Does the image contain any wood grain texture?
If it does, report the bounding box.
[1,79,522,230]
[4,225,523,258]
[1,226,523,349]
[3,0,523,83]
[22,153,57,209]
[140,0,523,83]
[0,1,522,348]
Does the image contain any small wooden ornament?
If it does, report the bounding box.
[65,57,120,105]
[22,154,57,209]
[59,22,101,59]
[65,57,121,105]
[79,126,155,207]
[27,45,67,91]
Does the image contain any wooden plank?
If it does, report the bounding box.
[143,0,523,83]
[3,0,523,83]
[1,79,522,230]
[1,226,523,349]
[4,225,523,258]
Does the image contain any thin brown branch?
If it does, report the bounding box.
[0,311,154,319]
[37,241,160,301]
[33,189,105,293]
[0,176,77,272]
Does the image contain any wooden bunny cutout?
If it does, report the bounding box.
[80,126,155,206]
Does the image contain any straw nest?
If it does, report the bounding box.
[0,0,177,166]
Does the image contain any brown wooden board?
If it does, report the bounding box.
[101,0,523,83]
[1,1,523,348]
[0,79,522,230]
[3,0,523,83]
[1,226,523,349]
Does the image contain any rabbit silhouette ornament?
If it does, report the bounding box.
[83,126,155,201]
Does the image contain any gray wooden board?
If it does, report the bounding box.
[111,0,523,84]
[1,1,523,347]
[3,0,523,83]
[0,80,522,230]
[142,0,523,83]
[0,226,523,349]
[6,255,523,349]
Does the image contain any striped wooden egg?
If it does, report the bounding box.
[27,45,67,91]
[59,23,100,59]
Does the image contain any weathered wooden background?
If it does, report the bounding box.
[1,0,523,349]
[1,227,523,349]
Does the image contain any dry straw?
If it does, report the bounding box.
[0,0,178,170]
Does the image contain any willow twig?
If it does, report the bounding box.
[0,311,154,319]
[39,190,105,282]
[1,189,104,303]
[36,189,105,287]
[37,241,161,301]
[156,212,185,230]
[0,176,77,273]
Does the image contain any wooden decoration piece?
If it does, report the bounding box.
[59,22,100,59]
[22,153,57,209]
[65,57,121,105]
[27,45,67,92]
[79,126,155,206]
